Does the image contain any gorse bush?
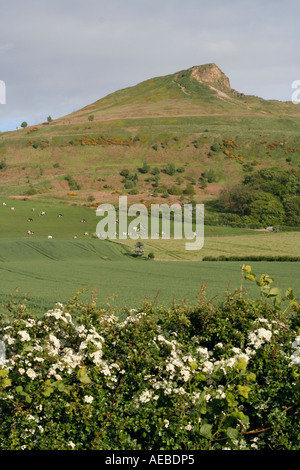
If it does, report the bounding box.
[0,267,299,450]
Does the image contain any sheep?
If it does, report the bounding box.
[27,218,33,222]
[80,218,86,223]
[47,235,53,239]
[39,211,46,217]
[58,214,63,218]
[84,232,89,236]
[73,235,78,239]
[11,207,15,211]
[27,230,34,235]
[2,202,6,206]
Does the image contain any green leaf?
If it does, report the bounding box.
[234,357,247,371]
[0,369,9,378]
[194,372,206,382]
[43,387,54,397]
[25,394,32,403]
[285,287,295,300]
[268,287,281,297]
[77,367,92,384]
[226,391,238,407]
[245,273,256,282]
[226,427,239,441]
[199,423,212,439]
[237,385,251,399]
[246,371,256,382]
[2,378,11,387]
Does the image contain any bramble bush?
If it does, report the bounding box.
[0,267,299,450]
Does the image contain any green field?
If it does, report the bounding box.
[0,199,298,313]
[0,236,298,315]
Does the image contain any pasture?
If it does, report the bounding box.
[0,198,299,314]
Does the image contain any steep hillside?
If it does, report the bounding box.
[0,63,300,209]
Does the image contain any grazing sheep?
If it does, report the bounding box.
[58,214,63,218]
[73,235,78,239]
[27,230,34,235]
[39,211,46,217]
[11,207,15,211]
[84,232,89,236]
[48,235,53,239]
[27,218,33,222]
[2,202,6,206]
[80,219,86,223]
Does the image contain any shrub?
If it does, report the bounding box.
[167,185,183,195]
[64,175,82,191]
[25,186,37,196]
[124,180,134,190]
[133,240,145,256]
[0,268,299,450]
[176,167,185,173]
[184,184,195,196]
[120,169,130,178]
[139,162,151,174]
[165,163,176,176]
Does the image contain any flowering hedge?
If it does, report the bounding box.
[0,268,299,450]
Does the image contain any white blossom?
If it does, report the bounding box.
[18,330,31,342]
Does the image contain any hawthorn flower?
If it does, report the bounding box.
[26,368,37,380]
[18,330,31,342]
[248,328,272,350]
[84,395,94,404]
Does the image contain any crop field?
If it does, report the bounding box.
[0,237,299,314]
[0,198,298,314]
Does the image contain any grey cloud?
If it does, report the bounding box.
[0,0,300,131]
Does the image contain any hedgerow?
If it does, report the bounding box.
[0,266,299,450]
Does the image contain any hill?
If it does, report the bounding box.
[0,63,300,211]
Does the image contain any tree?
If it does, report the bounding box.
[248,193,285,226]
[133,241,145,257]
[88,115,95,122]
[21,122,28,128]
[47,116,53,123]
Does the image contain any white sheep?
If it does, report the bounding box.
[48,235,53,239]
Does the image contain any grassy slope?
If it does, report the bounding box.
[0,64,300,209]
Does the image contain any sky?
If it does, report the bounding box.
[1,0,300,132]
